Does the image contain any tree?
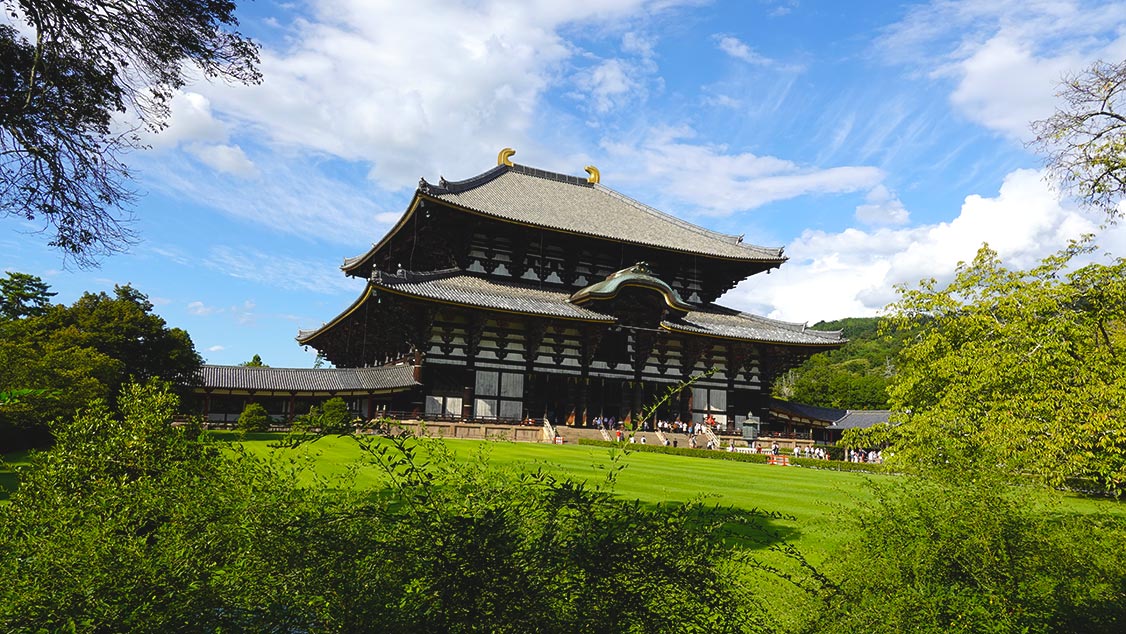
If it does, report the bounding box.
[773,317,901,409]
[0,271,56,319]
[1031,59,1126,222]
[240,353,267,367]
[0,1,260,265]
[848,241,1126,495]
[41,284,202,388]
[294,397,354,434]
[0,279,201,449]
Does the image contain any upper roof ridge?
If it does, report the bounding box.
[592,182,774,251]
[420,164,509,195]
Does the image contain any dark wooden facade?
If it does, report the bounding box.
[300,155,845,433]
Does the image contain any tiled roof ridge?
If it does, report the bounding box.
[373,267,461,284]
[420,164,509,195]
[196,364,420,392]
[699,303,846,340]
[199,364,410,374]
[424,162,781,258]
[592,183,779,255]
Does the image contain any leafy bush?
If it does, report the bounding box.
[804,474,1126,634]
[236,401,269,433]
[0,384,781,632]
[578,438,770,464]
[293,397,353,434]
[791,456,887,473]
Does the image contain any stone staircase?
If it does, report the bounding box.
[700,424,721,449]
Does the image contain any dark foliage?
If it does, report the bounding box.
[0,0,260,265]
[0,386,779,632]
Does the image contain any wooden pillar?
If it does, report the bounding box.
[462,314,485,421]
[579,326,602,428]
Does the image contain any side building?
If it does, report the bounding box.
[294,151,845,436]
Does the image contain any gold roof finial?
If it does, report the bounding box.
[498,148,516,166]
[585,165,600,184]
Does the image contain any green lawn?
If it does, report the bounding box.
[224,433,1126,564]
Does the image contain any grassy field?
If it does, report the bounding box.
[6,433,1123,563]
[223,433,1126,564]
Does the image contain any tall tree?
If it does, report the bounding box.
[0,281,201,450]
[1031,59,1126,222]
[0,0,260,265]
[240,354,267,367]
[0,271,56,319]
[848,241,1126,495]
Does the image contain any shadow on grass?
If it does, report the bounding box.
[1,450,31,502]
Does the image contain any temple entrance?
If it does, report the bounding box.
[523,375,690,428]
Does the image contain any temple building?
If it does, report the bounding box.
[295,150,845,436]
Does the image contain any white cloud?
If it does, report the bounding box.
[143,91,228,149]
[855,185,909,226]
[941,35,1084,139]
[187,300,221,316]
[207,345,226,352]
[724,168,1120,323]
[603,128,884,214]
[879,0,1126,139]
[186,143,258,178]
[716,35,775,66]
[193,0,691,189]
[143,153,393,245]
[579,59,638,113]
[701,92,742,108]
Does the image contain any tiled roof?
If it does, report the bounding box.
[197,364,418,393]
[829,410,892,430]
[368,270,843,346]
[768,399,892,429]
[422,164,785,262]
[372,270,616,322]
[667,305,846,346]
[768,398,846,423]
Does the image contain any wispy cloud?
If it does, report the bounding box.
[603,127,883,215]
[202,246,365,295]
[716,35,776,66]
[877,0,1126,140]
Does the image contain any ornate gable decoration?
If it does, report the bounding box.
[569,262,692,313]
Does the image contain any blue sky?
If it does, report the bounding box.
[4,0,1126,368]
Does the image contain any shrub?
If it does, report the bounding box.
[804,474,1126,633]
[578,438,770,464]
[236,401,269,433]
[0,385,781,632]
[293,397,354,434]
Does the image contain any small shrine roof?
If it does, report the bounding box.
[420,163,785,262]
[767,398,892,428]
[570,262,692,312]
[829,410,892,430]
[197,364,418,393]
